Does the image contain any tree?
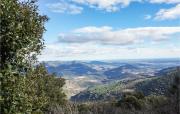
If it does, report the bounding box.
[168,68,180,114]
[0,0,48,69]
[25,65,66,113]
[0,0,52,113]
[116,92,145,110]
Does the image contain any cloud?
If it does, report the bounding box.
[149,0,180,4]
[46,0,180,14]
[58,26,180,45]
[72,0,142,12]
[38,43,180,61]
[47,0,143,14]
[144,14,152,19]
[154,4,180,20]
[47,2,83,14]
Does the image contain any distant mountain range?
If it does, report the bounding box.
[43,58,180,99]
[44,59,180,77]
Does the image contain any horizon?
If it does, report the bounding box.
[37,0,180,61]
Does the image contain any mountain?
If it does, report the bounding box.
[155,66,180,76]
[44,59,180,78]
[71,66,180,102]
[104,64,139,79]
[46,61,97,76]
[135,66,180,96]
[43,59,180,99]
[88,61,111,65]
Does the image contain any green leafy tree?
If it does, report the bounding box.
[0,0,58,113]
[0,0,48,69]
[26,65,66,113]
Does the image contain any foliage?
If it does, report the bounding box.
[77,104,90,112]
[145,95,167,109]
[0,0,48,113]
[0,66,32,113]
[70,69,180,114]
[168,68,180,114]
[135,70,178,96]
[0,0,66,113]
[71,78,149,102]
[26,65,66,113]
[0,0,48,70]
[115,92,145,110]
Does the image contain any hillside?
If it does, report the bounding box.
[135,67,180,95]
[71,77,153,101]
[155,66,180,76]
[104,64,140,79]
[46,61,98,76]
[71,66,180,102]
[43,59,180,99]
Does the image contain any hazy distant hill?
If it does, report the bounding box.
[46,62,97,76]
[44,59,180,78]
[43,59,180,99]
[155,66,180,76]
[71,66,180,102]
[88,61,111,65]
[104,64,139,79]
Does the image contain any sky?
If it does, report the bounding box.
[36,0,180,61]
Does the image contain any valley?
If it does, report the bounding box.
[43,58,180,100]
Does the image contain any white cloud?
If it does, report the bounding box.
[38,43,180,61]
[149,0,180,4]
[72,0,142,12]
[47,2,83,14]
[39,26,180,61]
[154,4,180,20]
[144,14,152,19]
[47,0,142,13]
[46,0,180,14]
[58,26,180,45]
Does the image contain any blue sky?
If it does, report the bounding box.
[36,0,180,61]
